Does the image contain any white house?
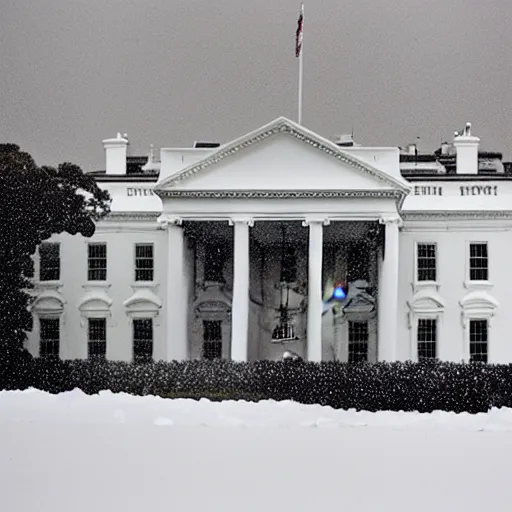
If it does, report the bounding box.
[26,117,512,364]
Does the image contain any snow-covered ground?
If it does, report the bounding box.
[2,389,512,511]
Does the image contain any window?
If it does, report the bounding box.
[88,318,107,359]
[469,243,488,281]
[204,244,225,282]
[203,320,222,359]
[417,243,436,282]
[40,318,60,358]
[417,319,437,359]
[469,319,488,363]
[348,321,368,362]
[88,243,107,281]
[133,318,153,363]
[135,244,154,281]
[39,243,60,281]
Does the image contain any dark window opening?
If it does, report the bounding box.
[135,244,154,281]
[281,247,297,283]
[133,318,153,363]
[469,243,488,281]
[88,318,107,359]
[39,243,60,281]
[417,243,437,282]
[417,318,437,359]
[469,319,488,363]
[203,320,222,360]
[40,318,60,358]
[348,321,368,362]
[88,243,107,281]
[347,244,369,281]
[204,244,226,282]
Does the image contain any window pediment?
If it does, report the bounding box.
[195,300,231,321]
[196,300,230,313]
[123,289,163,317]
[408,288,446,314]
[31,290,66,315]
[459,291,498,336]
[460,291,499,312]
[193,285,231,308]
[193,286,232,320]
[343,281,376,316]
[78,291,113,313]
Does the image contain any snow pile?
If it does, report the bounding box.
[3,387,512,431]
[3,389,512,512]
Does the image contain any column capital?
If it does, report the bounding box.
[379,215,403,227]
[228,216,254,227]
[302,216,330,227]
[157,215,183,229]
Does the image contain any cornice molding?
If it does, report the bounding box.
[156,189,403,200]
[154,117,410,194]
[402,210,512,221]
[98,206,512,225]
[101,212,160,222]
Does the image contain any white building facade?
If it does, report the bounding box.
[26,118,512,364]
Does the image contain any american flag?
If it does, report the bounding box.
[295,3,304,58]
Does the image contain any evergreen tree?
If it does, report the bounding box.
[0,143,111,364]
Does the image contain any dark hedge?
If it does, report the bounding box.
[3,357,512,414]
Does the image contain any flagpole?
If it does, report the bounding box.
[298,33,303,125]
[297,3,304,125]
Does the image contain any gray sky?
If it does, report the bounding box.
[1,0,511,171]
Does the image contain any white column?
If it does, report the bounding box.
[303,218,327,362]
[163,217,188,361]
[230,217,252,362]
[377,216,400,361]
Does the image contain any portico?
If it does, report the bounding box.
[153,117,410,363]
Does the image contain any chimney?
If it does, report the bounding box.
[454,123,479,175]
[102,132,128,175]
[441,141,451,155]
[407,143,417,156]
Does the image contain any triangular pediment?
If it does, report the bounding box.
[154,117,410,196]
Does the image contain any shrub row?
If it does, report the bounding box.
[3,357,512,414]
